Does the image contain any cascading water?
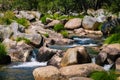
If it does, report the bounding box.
[0,49,47,80]
[92,57,113,71]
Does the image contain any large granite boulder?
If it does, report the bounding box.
[60,46,91,67]
[64,18,82,29]
[60,63,104,78]
[82,16,100,30]
[37,47,62,62]
[33,66,60,80]
[115,58,120,71]
[95,44,120,66]
[8,41,33,61]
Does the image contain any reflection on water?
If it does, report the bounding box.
[0,62,47,80]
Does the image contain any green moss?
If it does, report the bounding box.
[16,37,31,44]
[104,33,120,44]
[40,16,47,24]
[54,23,65,32]
[0,11,16,25]
[0,43,7,59]
[90,70,117,80]
[43,33,49,38]
[16,18,30,28]
[60,30,69,38]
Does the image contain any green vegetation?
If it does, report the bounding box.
[0,43,7,59]
[0,11,16,25]
[16,37,31,44]
[43,33,49,38]
[41,16,47,24]
[90,70,117,80]
[60,30,69,38]
[16,18,30,28]
[104,33,120,44]
[1,0,119,14]
[54,23,65,32]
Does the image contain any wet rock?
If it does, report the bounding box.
[65,18,82,29]
[60,63,104,78]
[82,16,100,30]
[96,44,120,66]
[33,66,60,80]
[60,46,91,67]
[37,47,62,62]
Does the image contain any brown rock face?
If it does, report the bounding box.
[33,66,60,80]
[95,44,120,66]
[64,18,82,29]
[115,58,120,71]
[60,63,104,78]
[69,77,93,80]
[60,46,91,67]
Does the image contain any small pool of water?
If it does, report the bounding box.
[0,62,47,80]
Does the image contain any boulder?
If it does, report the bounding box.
[65,18,82,29]
[95,44,120,66]
[8,41,32,61]
[19,11,35,21]
[47,52,64,68]
[82,16,100,30]
[69,77,93,80]
[37,47,62,62]
[60,63,104,78]
[31,11,41,20]
[115,58,120,71]
[33,66,60,80]
[46,20,61,28]
[60,46,91,67]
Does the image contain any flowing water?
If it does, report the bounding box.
[0,37,110,80]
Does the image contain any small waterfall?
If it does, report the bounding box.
[30,50,37,62]
[92,57,113,71]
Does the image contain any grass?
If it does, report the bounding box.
[16,37,31,44]
[90,70,118,80]
[16,18,30,28]
[54,23,65,32]
[104,33,120,44]
[0,43,7,59]
[60,30,69,38]
[43,33,49,38]
[0,11,16,25]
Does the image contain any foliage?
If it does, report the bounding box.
[0,43,7,59]
[60,30,69,38]
[16,18,30,28]
[43,33,49,38]
[104,33,120,44]
[16,37,31,44]
[0,11,16,25]
[54,23,65,32]
[90,70,117,80]
[40,16,47,24]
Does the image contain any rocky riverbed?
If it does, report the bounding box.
[0,9,120,80]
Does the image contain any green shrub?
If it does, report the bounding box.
[0,43,7,59]
[0,11,16,25]
[43,33,49,38]
[40,16,47,24]
[16,37,31,44]
[104,33,120,44]
[60,30,69,38]
[90,70,117,80]
[16,18,30,28]
[54,23,64,32]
